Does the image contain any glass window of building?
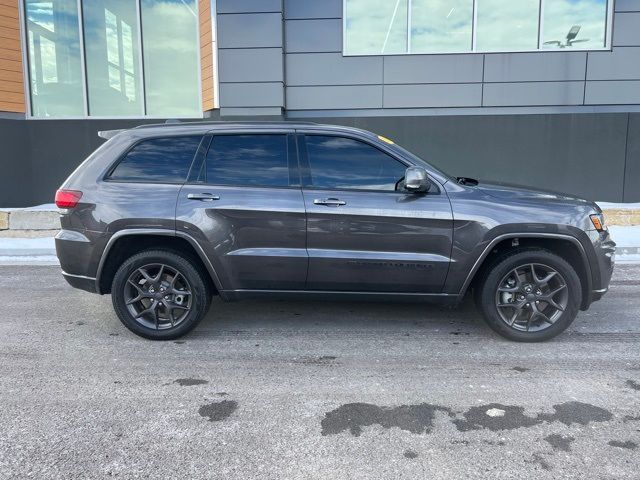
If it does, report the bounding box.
[343,0,611,55]
[24,0,84,117]
[83,0,143,116]
[476,0,540,51]
[411,0,473,53]
[141,0,201,117]
[344,0,408,55]
[542,0,607,50]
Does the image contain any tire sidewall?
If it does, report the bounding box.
[478,250,582,342]
[111,250,210,340]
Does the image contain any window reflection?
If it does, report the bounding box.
[83,0,143,116]
[542,0,607,49]
[345,0,408,55]
[141,0,201,116]
[411,0,473,53]
[25,0,84,117]
[476,0,540,51]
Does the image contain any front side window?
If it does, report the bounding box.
[304,136,406,191]
[109,136,202,182]
[344,0,611,54]
[202,135,290,187]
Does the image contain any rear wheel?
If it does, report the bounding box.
[476,249,582,342]
[111,250,211,340]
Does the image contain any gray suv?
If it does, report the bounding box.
[55,122,615,342]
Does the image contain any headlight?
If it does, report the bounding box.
[590,213,607,232]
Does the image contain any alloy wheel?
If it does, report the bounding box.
[124,263,192,330]
[494,263,568,332]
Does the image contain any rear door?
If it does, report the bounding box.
[299,132,453,293]
[176,130,307,291]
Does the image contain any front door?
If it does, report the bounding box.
[300,133,453,293]
[176,131,307,291]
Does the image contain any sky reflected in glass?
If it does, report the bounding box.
[476,0,540,51]
[411,0,473,53]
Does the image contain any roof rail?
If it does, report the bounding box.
[131,120,319,130]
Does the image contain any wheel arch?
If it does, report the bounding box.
[462,233,593,310]
[96,229,223,295]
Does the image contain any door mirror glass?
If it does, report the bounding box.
[404,166,431,193]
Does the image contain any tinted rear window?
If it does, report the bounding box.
[201,134,290,187]
[109,136,202,183]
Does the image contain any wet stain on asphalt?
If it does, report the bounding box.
[174,378,208,386]
[295,356,339,366]
[528,453,553,471]
[512,366,530,373]
[608,440,637,450]
[403,449,418,459]
[626,379,640,391]
[322,401,614,437]
[321,403,452,437]
[454,402,612,431]
[199,400,237,422]
[544,434,575,452]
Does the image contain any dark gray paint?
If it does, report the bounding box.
[54,122,614,320]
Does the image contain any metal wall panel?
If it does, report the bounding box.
[217,13,283,48]
[286,85,382,109]
[384,55,483,84]
[218,48,283,83]
[624,113,640,202]
[484,52,587,82]
[285,19,342,53]
[217,0,282,14]
[483,82,585,106]
[219,83,284,107]
[615,0,640,12]
[384,84,482,108]
[286,53,383,86]
[587,47,640,80]
[585,81,640,104]
[284,0,342,19]
[612,12,640,46]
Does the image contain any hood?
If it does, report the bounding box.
[477,181,596,207]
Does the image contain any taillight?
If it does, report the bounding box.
[55,189,83,209]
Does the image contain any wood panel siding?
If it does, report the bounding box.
[199,0,214,111]
[0,1,25,113]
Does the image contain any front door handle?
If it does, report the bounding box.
[187,193,220,201]
[313,198,346,207]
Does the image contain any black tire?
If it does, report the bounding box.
[475,248,582,342]
[111,249,211,340]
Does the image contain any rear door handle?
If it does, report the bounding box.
[187,193,220,201]
[313,198,346,207]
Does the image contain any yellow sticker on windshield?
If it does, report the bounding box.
[377,135,394,145]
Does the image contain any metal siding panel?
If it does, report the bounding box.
[483,82,585,106]
[383,55,483,84]
[384,84,482,108]
[285,53,383,86]
[286,85,382,109]
[615,0,640,12]
[484,52,587,82]
[624,113,640,202]
[613,12,640,46]
[217,0,282,13]
[219,82,284,107]
[218,48,283,82]
[284,0,342,19]
[285,19,342,53]
[587,47,640,80]
[217,13,283,48]
[585,81,640,104]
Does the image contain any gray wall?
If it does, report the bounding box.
[216,0,640,113]
[0,113,638,207]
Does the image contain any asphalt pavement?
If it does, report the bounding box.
[0,264,639,479]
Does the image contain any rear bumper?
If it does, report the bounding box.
[62,271,97,293]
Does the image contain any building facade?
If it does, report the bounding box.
[2,0,640,206]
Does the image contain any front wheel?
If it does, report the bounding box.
[476,249,582,342]
[111,249,211,340]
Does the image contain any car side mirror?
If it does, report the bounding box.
[404,166,431,193]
